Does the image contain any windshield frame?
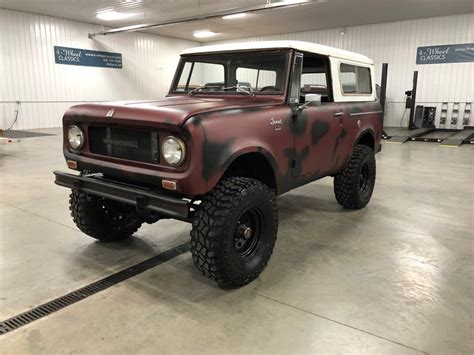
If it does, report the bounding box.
[168,49,292,97]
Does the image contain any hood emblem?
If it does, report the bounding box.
[106,109,116,118]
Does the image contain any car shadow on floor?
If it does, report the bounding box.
[67,228,189,275]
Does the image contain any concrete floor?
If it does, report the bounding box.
[0,129,472,354]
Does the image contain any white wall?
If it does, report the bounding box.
[210,14,474,128]
[0,9,198,130]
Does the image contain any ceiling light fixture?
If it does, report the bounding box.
[193,30,217,38]
[90,0,328,38]
[222,13,247,20]
[96,10,139,21]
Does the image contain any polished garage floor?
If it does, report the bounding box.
[0,129,472,354]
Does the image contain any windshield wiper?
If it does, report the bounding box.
[187,86,206,96]
[188,85,255,96]
[223,86,255,96]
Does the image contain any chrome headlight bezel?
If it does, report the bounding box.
[162,136,186,166]
[68,125,85,150]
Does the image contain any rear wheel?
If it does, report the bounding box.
[69,189,143,242]
[334,144,376,209]
[190,177,278,289]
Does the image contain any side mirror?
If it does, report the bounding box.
[298,93,321,110]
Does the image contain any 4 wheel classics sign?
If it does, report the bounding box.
[416,43,474,65]
[54,46,122,68]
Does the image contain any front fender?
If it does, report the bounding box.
[183,105,292,196]
[206,144,278,192]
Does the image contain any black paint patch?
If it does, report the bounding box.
[201,129,236,181]
[187,115,202,126]
[283,146,309,178]
[294,110,308,136]
[311,121,330,144]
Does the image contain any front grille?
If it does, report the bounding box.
[89,126,159,164]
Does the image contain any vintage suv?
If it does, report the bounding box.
[54,41,382,288]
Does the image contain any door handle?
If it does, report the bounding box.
[333,112,344,117]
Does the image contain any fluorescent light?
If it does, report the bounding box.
[222,13,247,20]
[193,30,217,38]
[96,10,139,21]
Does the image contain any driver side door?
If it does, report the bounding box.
[290,52,344,178]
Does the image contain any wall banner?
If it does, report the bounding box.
[54,46,122,68]
[416,43,474,65]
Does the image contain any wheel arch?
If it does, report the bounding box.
[355,129,375,150]
[220,148,278,192]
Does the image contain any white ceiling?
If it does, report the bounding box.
[0,0,472,42]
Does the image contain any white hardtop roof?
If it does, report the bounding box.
[182,40,373,65]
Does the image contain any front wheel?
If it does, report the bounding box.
[190,177,278,289]
[334,144,376,209]
[69,190,143,242]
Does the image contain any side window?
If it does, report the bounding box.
[236,67,277,90]
[300,52,331,102]
[301,72,327,87]
[340,63,371,94]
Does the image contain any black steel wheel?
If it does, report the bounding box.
[190,177,278,289]
[233,207,263,257]
[333,144,376,209]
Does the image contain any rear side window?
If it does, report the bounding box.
[340,63,372,95]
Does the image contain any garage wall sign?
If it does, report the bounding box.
[416,43,474,65]
[54,46,122,68]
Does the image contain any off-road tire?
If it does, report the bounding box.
[69,189,143,242]
[190,177,278,289]
[334,144,376,209]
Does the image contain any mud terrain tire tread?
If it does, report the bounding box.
[69,189,143,242]
[190,177,278,289]
[334,144,376,210]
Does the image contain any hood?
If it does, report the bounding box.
[64,95,284,129]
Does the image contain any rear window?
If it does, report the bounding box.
[236,68,277,91]
[340,63,372,95]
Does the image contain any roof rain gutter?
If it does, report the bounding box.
[88,0,327,39]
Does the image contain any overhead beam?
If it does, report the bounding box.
[88,0,328,39]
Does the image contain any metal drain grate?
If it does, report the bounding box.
[0,242,191,336]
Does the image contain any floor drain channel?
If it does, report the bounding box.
[0,241,191,336]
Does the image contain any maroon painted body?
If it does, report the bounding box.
[63,96,381,196]
[62,48,382,198]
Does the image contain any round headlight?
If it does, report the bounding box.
[162,136,185,166]
[68,125,84,150]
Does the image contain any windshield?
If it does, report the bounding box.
[171,51,290,95]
